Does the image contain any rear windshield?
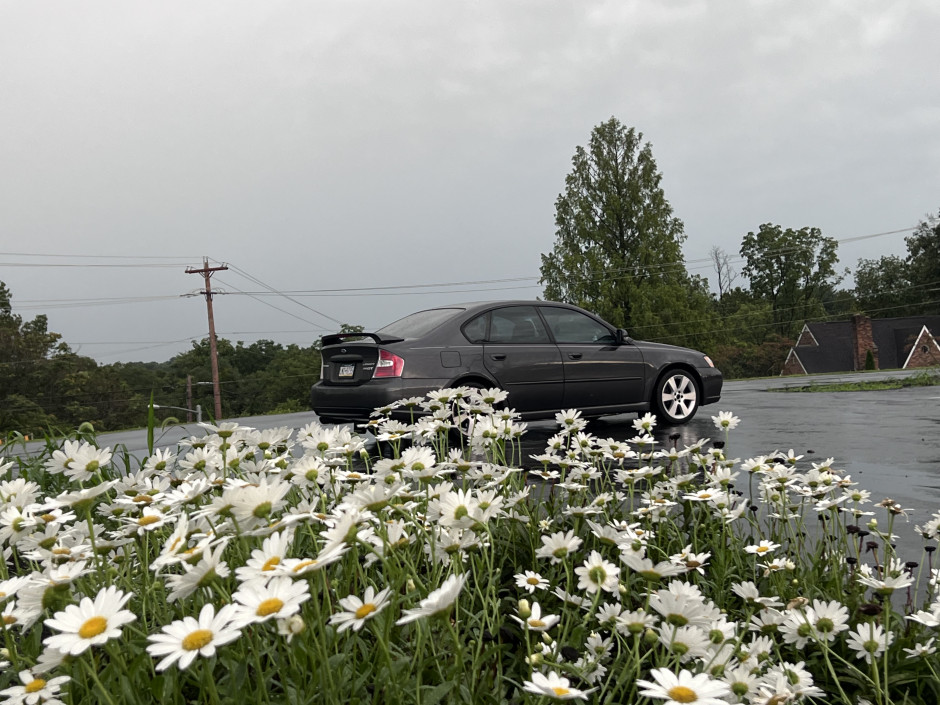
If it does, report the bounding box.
[377,308,463,339]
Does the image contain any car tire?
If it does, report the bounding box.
[652,370,699,425]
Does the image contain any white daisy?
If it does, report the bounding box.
[396,574,467,625]
[574,550,620,595]
[846,622,894,664]
[535,530,583,564]
[636,667,731,705]
[277,544,350,577]
[523,670,594,700]
[147,603,242,671]
[164,541,231,603]
[231,576,310,627]
[234,529,294,583]
[743,540,780,556]
[329,586,393,632]
[43,586,136,656]
[511,601,560,632]
[514,570,549,594]
[711,411,740,431]
[0,669,70,704]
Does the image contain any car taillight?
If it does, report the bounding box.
[373,349,404,378]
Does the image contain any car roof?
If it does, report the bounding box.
[426,300,581,317]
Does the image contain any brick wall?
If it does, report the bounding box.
[904,328,940,368]
[852,314,878,370]
[780,350,806,375]
[796,326,816,347]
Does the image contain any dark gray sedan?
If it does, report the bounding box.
[311,301,722,425]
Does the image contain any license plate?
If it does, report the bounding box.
[338,364,355,378]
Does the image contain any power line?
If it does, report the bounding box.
[214,278,330,329]
[221,283,543,297]
[12,295,181,311]
[0,262,186,269]
[2,224,914,312]
[221,263,345,327]
[0,252,194,259]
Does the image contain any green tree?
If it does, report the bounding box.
[905,210,940,314]
[739,224,842,338]
[853,254,914,317]
[0,281,74,434]
[539,117,715,348]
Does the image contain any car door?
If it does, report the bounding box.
[538,305,646,412]
[479,305,564,413]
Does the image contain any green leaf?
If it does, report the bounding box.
[421,681,455,705]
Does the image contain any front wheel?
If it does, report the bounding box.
[652,370,699,425]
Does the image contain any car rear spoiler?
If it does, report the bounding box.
[320,332,405,347]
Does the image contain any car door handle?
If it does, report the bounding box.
[491,353,506,360]
[568,353,583,360]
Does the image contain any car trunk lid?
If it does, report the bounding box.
[320,333,405,385]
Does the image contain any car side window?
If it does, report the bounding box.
[462,314,488,343]
[540,307,615,344]
[488,306,551,344]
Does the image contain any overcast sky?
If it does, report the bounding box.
[1,1,938,364]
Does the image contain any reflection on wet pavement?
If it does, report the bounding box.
[515,384,940,559]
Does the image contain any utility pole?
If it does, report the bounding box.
[186,258,228,420]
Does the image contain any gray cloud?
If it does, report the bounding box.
[1,1,937,361]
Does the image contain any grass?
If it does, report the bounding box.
[776,369,940,393]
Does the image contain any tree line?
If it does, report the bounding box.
[0,285,326,436]
[2,117,937,435]
[540,117,939,380]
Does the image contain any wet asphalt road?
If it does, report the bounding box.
[525,376,940,559]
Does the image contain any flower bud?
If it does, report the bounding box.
[517,599,531,620]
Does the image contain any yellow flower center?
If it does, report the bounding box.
[526,577,540,586]
[756,546,769,553]
[292,560,316,573]
[79,616,108,639]
[667,685,698,703]
[355,603,377,620]
[25,679,47,694]
[133,495,153,504]
[256,598,284,617]
[138,515,161,526]
[261,556,281,572]
[3,615,16,625]
[52,548,71,555]
[182,629,214,651]
[528,619,546,628]
[552,687,570,697]
[41,513,57,523]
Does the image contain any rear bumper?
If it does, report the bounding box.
[310,378,449,422]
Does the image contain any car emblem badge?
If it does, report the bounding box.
[341,348,347,353]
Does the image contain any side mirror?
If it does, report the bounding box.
[616,328,633,345]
